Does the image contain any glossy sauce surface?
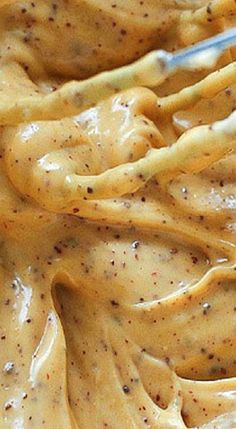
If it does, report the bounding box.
[0,1,235,428]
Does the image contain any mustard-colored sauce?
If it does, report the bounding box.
[0,1,235,428]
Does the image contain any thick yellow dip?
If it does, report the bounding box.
[0,1,235,428]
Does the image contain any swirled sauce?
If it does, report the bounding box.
[0,1,235,428]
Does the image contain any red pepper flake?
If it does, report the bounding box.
[191,256,198,264]
[225,88,232,96]
[110,300,119,307]
[122,385,130,394]
[206,4,212,13]
[46,373,50,380]
[5,402,12,411]
[54,245,62,254]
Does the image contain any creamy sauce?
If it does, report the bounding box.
[0,1,235,428]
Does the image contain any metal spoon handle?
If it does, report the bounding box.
[168,28,236,71]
